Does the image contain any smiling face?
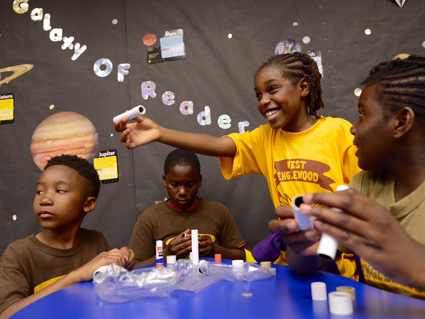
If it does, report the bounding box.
[254,65,312,132]
[351,85,394,170]
[163,164,202,211]
[33,165,94,232]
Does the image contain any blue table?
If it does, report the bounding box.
[11,261,425,319]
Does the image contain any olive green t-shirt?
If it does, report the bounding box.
[350,170,425,299]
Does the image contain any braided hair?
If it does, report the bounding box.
[255,52,324,117]
[164,149,201,176]
[44,154,101,198]
[362,55,425,121]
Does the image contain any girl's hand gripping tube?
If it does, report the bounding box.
[113,105,146,123]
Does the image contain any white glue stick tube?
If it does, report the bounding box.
[292,194,313,231]
[112,105,146,123]
[317,185,350,261]
[191,229,199,265]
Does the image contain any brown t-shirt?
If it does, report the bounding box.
[129,198,245,261]
[0,228,110,314]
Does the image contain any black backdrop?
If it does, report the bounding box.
[1,0,424,255]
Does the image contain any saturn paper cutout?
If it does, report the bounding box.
[0,64,34,86]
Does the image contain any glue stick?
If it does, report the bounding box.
[156,240,164,266]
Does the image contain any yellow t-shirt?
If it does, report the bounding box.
[220,117,360,208]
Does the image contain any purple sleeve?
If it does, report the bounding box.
[252,233,286,262]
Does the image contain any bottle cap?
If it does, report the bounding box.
[311,282,327,301]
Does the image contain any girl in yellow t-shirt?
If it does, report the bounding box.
[114,52,360,267]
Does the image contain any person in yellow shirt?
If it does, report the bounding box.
[115,53,359,208]
[115,52,360,264]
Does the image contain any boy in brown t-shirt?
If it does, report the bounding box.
[0,155,135,318]
[128,149,246,267]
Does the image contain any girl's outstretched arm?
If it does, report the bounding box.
[114,115,236,157]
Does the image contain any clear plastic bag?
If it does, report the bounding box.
[205,261,276,282]
[93,263,181,302]
[93,260,276,303]
[171,259,221,293]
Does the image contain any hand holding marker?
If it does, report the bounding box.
[113,105,146,123]
[293,185,349,260]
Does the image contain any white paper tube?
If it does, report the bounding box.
[329,291,353,315]
[113,105,146,123]
[292,194,313,230]
[311,282,327,301]
[317,185,350,261]
[317,233,338,260]
[191,229,199,265]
